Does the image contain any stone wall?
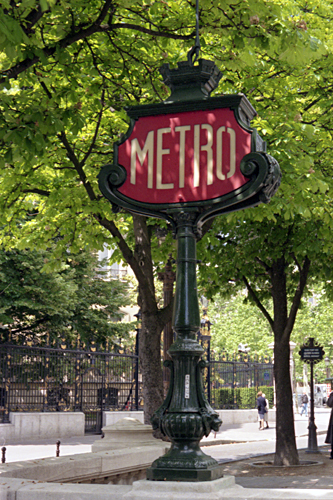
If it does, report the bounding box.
[0,409,275,443]
[0,412,85,443]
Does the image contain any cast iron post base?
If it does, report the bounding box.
[306,420,320,454]
[146,463,224,482]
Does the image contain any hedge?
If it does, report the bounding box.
[213,386,274,409]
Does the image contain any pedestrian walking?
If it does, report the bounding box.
[257,391,266,431]
[325,391,333,459]
[300,391,308,417]
[262,393,269,429]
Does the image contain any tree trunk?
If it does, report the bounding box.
[244,251,310,465]
[158,256,176,395]
[271,258,299,466]
[98,213,173,425]
[132,214,168,424]
[274,335,299,465]
[139,308,164,424]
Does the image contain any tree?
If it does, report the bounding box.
[291,287,333,384]
[208,293,273,356]
[199,213,333,465]
[0,0,331,435]
[0,247,133,346]
[207,286,333,384]
[0,0,194,423]
[195,2,333,466]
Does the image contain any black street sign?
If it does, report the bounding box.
[299,338,324,365]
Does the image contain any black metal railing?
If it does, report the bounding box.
[0,340,274,432]
[202,351,274,409]
[0,339,142,433]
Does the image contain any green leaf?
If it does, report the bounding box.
[40,0,49,12]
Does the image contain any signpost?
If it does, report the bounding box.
[98,54,281,482]
[299,337,324,453]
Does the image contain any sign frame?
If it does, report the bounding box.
[299,339,324,365]
[98,94,281,233]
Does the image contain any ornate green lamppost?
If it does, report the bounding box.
[98,48,281,480]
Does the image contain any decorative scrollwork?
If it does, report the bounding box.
[172,211,197,227]
[259,153,282,203]
[107,164,127,187]
[299,337,324,365]
[240,152,281,204]
[240,158,258,177]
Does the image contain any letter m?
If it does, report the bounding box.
[130,131,154,188]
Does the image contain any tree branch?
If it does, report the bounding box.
[95,214,152,298]
[285,256,311,339]
[22,188,50,197]
[1,2,193,84]
[157,298,174,330]
[21,5,45,34]
[80,88,105,166]
[255,256,272,277]
[106,22,194,39]
[1,0,113,83]
[242,274,274,330]
[291,252,301,273]
[198,218,214,240]
[58,131,98,202]
[10,316,51,334]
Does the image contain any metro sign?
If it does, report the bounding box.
[118,107,250,205]
[99,58,281,483]
[98,94,280,225]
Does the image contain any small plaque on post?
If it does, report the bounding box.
[184,374,190,399]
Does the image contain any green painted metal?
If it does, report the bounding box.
[98,56,281,482]
[147,212,223,480]
[159,58,222,102]
[98,148,280,235]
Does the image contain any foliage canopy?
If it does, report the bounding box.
[0,247,134,346]
[1,0,333,449]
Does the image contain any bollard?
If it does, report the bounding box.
[56,440,60,457]
[1,446,6,464]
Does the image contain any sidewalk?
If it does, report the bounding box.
[202,408,333,491]
[202,408,330,461]
[1,408,330,464]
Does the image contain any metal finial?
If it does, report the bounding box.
[187,0,200,66]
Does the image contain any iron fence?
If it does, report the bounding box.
[0,340,274,433]
[0,340,142,433]
[202,351,274,409]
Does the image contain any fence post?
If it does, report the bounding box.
[134,313,141,411]
[4,346,11,423]
[74,349,81,412]
[254,364,259,403]
[206,339,211,404]
[233,362,237,408]
[43,347,50,412]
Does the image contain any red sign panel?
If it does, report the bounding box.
[117,108,252,204]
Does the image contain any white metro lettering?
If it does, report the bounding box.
[174,125,191,188]
[156,127,173,189]
[130,131,154,187]
[216,127,236,181]
[130,124,236,189]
